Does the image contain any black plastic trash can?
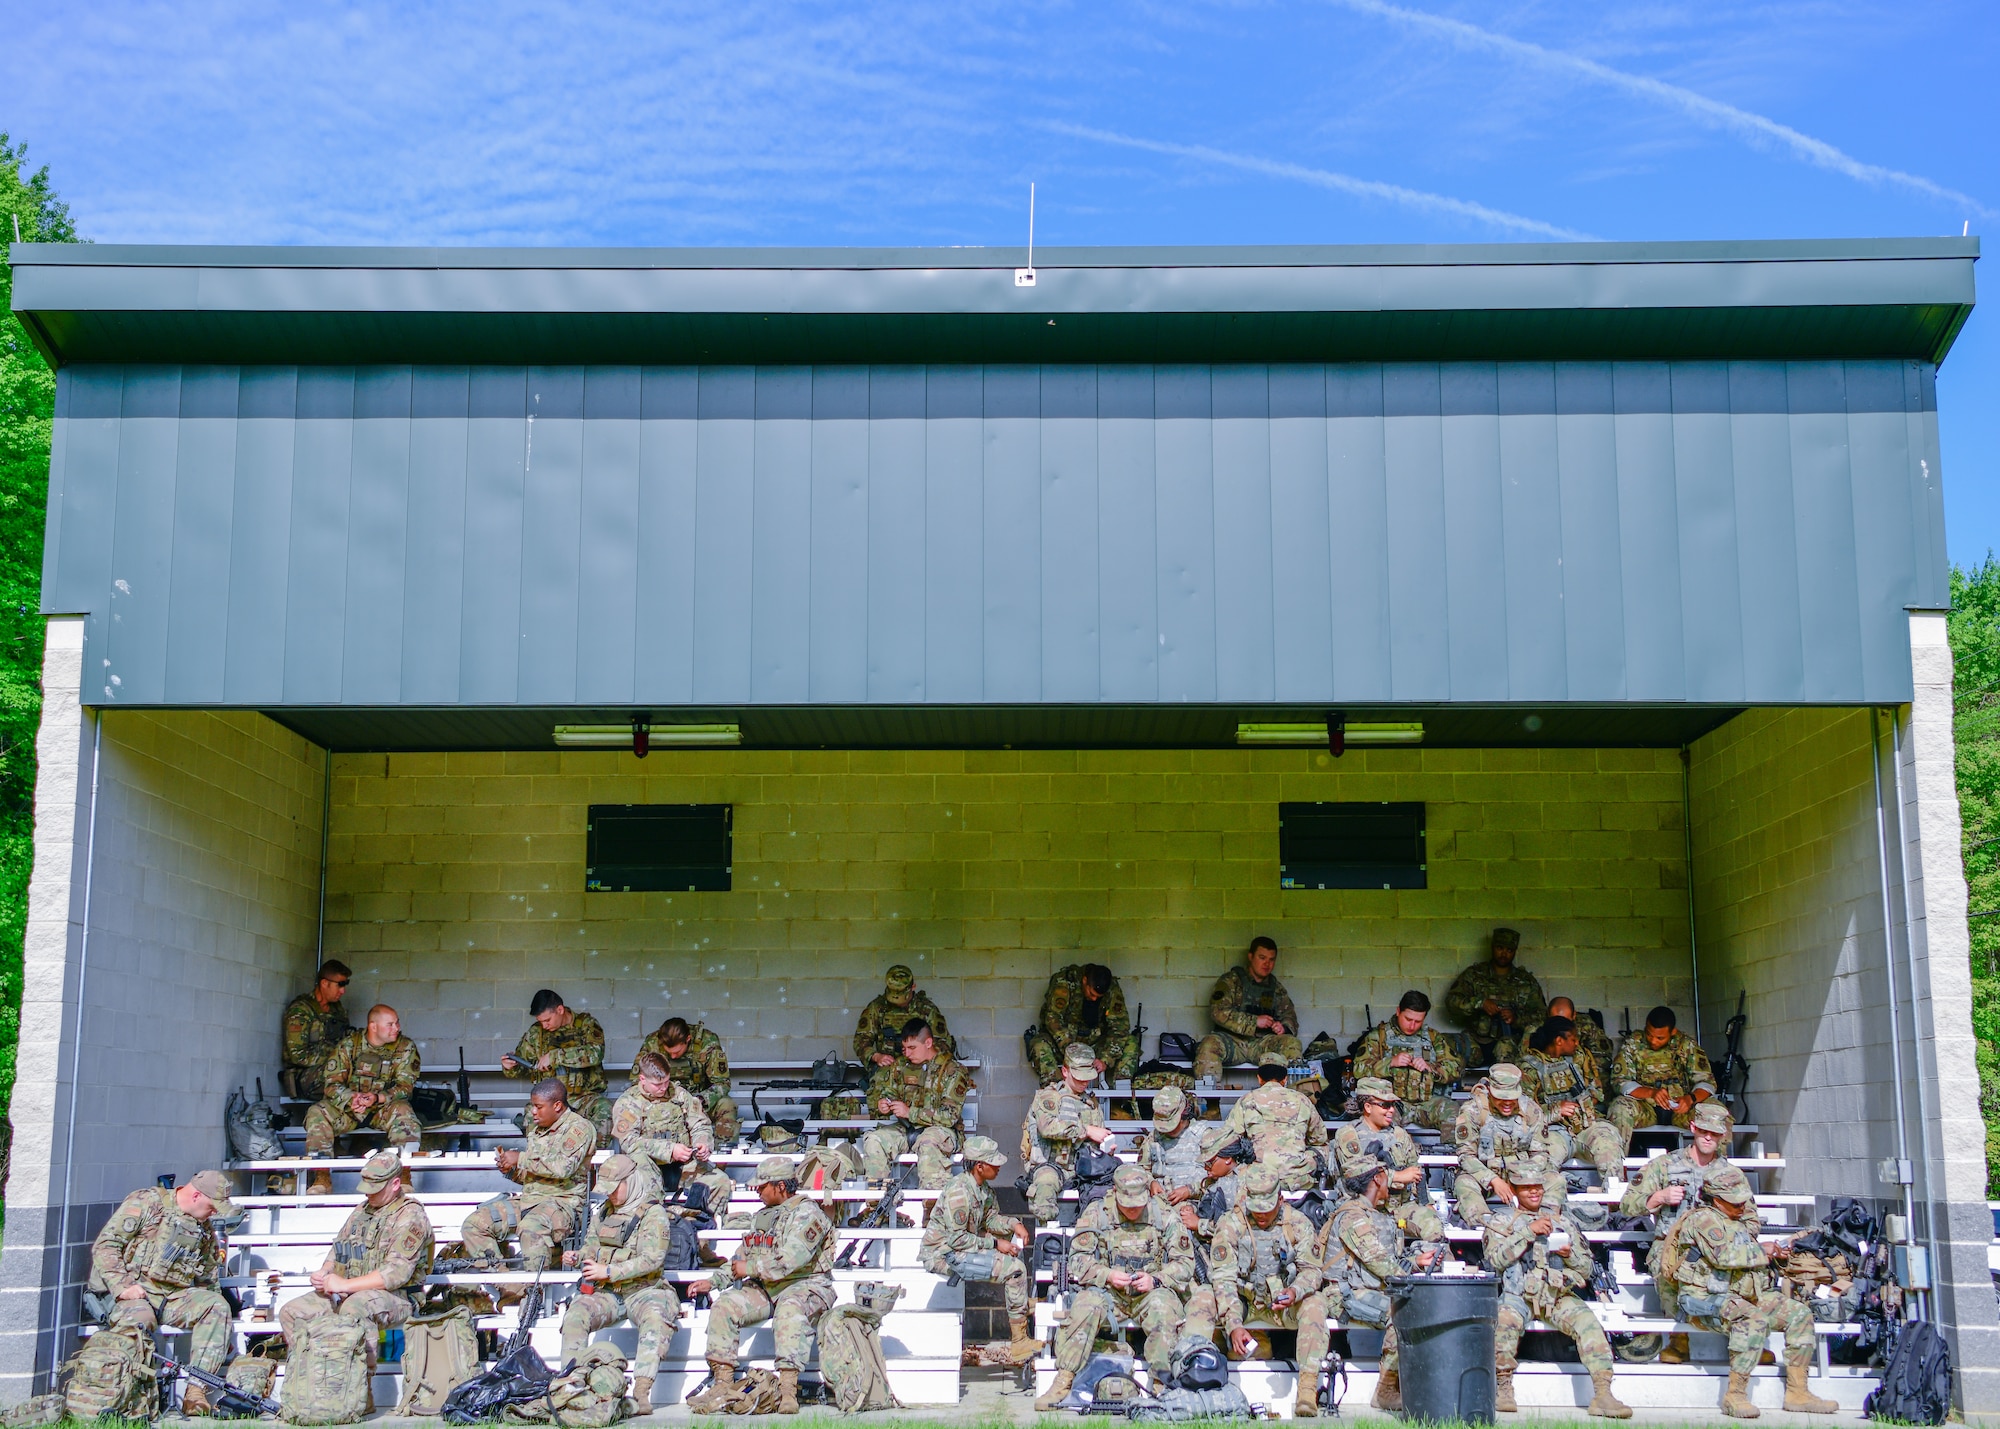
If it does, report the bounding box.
[1389,1273,1498,1424]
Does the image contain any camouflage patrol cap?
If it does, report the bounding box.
[187,1169,240,1219]
[1486,1063,1524,1098]
[752,1155,799,1188]
[1239,1163,1283,1214]
[597,1153,639,1186]
[1689,1101,1735,1135]
[1491,927,1521,951]
[962,1135,1007,1168]
[1112,1163,1152,1210]
[356,1151,402,1191]
[1064,1043,1098,1076]
[1706,1178,1753,1206]
[1353,1077,1400,1103]
[1507,1158,1555,1189]
[1257,1051,1290,1069]
[1151,1084,1189,1129]
[1200,1126,1244,1163]
[884,965,915,1003]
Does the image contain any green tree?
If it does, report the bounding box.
[0,135,78,1200]
[1948,556,2000,1193]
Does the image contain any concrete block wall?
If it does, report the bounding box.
[326,746,1694,1135]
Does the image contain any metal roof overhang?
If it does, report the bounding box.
[10,237,1979,367]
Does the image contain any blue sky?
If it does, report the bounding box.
[6,1,1996,560]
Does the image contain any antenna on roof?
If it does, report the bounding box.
[1015,183,1037,288]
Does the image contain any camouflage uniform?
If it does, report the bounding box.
[1349,1020,1464,1131]
[460,1106,596,1269]
[87,1186,231,1373]
[304,1030,423,1154]
[1608,1030,1717,1140]
[1055,1167,1196,1374]
[1027,965,1138,1085]
[610,1082,735,1215]
[1136,1093,1211,1197]
[281,991,351,1101]
[1621,1150,1756,1306]
[1453,1079,1566,1225]
[560,1158,681,1385]
[921,1168,1030,1316]
[1320,1197,1415,1380]
[1667,1204,1817,1372]
[853,965,955,1064]
[1444,956,1547,1063]
[1331,1120,1447,1244]
[634,1022,740,1144]
[1498,1012,1616,1071]
[858,1052,972,1187]
[1021,1069,1110,1222]
[1484,1199,1615,1377]
[706,1162,839,1371]
[280,1160,434,1344]
[1194,966,1303,1081]
[1222,1074,1330,1191]
[507,1011,612,1139]
[1518,1045,1626,1180]
[1206,1169,1331,1378]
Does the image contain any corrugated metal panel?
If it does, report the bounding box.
[47,361,1944,709]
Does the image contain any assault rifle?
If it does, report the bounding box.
[748,1051,868,1119]
[834,1169,906,1269]
[1034,1228,1073,1304]
[155,1347,280,1419]
[441,1263,555,1423]
[1716,991,1752,1126]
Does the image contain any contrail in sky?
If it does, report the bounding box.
[1329,0,1992,218]
[1049,123,1594,241]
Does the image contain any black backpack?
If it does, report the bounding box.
[1864,1321,1951,1425]
[1072,1147,1122,1211]
[1167,1335,1229,1392]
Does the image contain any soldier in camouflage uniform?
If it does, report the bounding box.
[1518,1017,1627,1183]
[854,964,955,1067]
[1453,1063,1565,1228]
[304,1005,423,1185]
[858,1018,972,1188]
[1333,1078,1447,1244]
[281,1151,435,1378]
[612,1052,736,1218]
[1173,1125,1252,1354]
[1222,1051,1330,1190]
[1320,1159,1443,1413]
[1034,1163,1196,1412]
[1497,995,1615,1070]
[1194,937,1303,1082]
[633,1016,740,1145]
[559,1153,679,1415]
[1484,1159,1630,1417]
[461,1079,596,1270]
[689,1156,839,1416]
[1621,1100,1754,1363]
[1444,928,1546,1066]
[1608,1006,1717,1143]
[1665,1180,1838,1418]
[1022,1043,1116,1223]
[919,1135,1041,1365]
[1349,990,1464,1131]
[1027,963,1138,1085]
[281,960,352,1101]
[1137,1085,1209,1200]
[87,1170,237,1410]
[1208,1164,1333,1418]
[504,989,612,1141]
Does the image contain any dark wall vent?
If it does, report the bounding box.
[1279,801,1426,890]
[587,804,732,892]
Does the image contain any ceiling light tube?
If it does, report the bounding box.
[554,723,742,748]
[1236,721,1423,747]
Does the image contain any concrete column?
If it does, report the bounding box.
[1902,611,2000,1419]
[0,616,90,1399]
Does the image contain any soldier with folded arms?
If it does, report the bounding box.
[919,1135,1041,1366]
[1445,928,1545,1067]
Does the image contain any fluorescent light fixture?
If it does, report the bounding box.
[554,723,742,748]
[1236,721,1423,747]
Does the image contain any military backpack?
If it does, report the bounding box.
[280,1315,373,1424]
[62,1326,158,1423]
[506,1343,630,1427]
[398,1305,480,1415]
[817,1282,903,1412]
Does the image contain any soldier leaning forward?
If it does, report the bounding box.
[1349,991,1464,1132]
[919,1136,1041,1366]
[559,1154,680,1416]
[1453,1064,1566,1228]
[1194,937,1303,1082]
[1608,1007,1717,1142]
[504,990,612,1140]
[304,1005,422,1185]
[611,1057,737,1220]
[1020,1043,1116,1223]
[1334,1078,1448,1244]
[281,1152,435,1364]
[1517,1018,1626,1183]
[1222,1051,1330,1191]
[86,1171,237,1408]
[1136,1085,1209,1199]
[1205,1164,1333,1420]
[281,959,353,1100]
[1320,1159,1443,1414]
[633,1017,741,1146]
[1483,1160,1630,1418]
[1497,997,1615,1070]
[1619,1100,1752,1365]
[1027,963,1139,1086]
[689,1156,839,1417]
[1034,1164,1197,1412]
[855,964,955,1067]
[461,1079,596,1270]
[1443,926,1546,1065]
[858,1017,971,1188]
[1665,1180,1838,1419]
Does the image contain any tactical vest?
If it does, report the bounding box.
[331,1200,434,1291]
[1532,1053,1588,1102]
[138,1195,215,1290]
[1670,1212,1769,1317]
[1099,1216,1170,1277]
[588,1204,664,1290]
[744,1198,836,1288]
[1148,1128,1209,1193]
[1328,1206,1399,1294]
[1238,1224,1295,1302]
[346,1041,404,1092]
[1340,1127,1422,1210]
[1625,1042,1690,1098]
[1383,1029,1440,1099]
[1023,1087,1099,1169]
[1652,1152,1715,1247]
[1476,1109,1539,1171]
[1492,1213,1562,1316]
[1238,974,1279,1019]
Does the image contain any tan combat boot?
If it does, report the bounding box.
[1721,1368,1760,1419]
[1588,1370,1632,1419]
[776,1368,800,1415]
[687,1361,736,1413]
[1034,1369,1075,1412]
[181,1382,213,1418]
[630,1377,653,1415]
[1006,1316,1044,1366]
[1295,1372,1319,1418]
[305,1168,333,1195]
[1372,1369,1402,1412]
[1783,1364,1838,1415]
[1494,1368,1517,1413]
[1659,1333,1690,1364]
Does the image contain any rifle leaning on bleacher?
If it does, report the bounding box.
[154,1347,280,1420]
[834,1169,906,1269]
[440,1263,559,1424]
[1715,990,1752,1127]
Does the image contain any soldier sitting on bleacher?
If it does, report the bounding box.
[1027,963,1138,1087]
[280,959,352,1100]
[1033,1164,1197,1412]
[858,1017,972,1190]
[503,990,613,1142]
[1607,1005,1717,1143]
[918,1135,1041,1367]
[1332,1078,1446,1242]
[1021,1043,1116,1224]
[280,1150,435,1390]
[1320,1157,1441,1413]
[559,1153,678,1416]
[633,1016,741,1146]
[1349,991,1464,1131]
[1221,1051,1330,1191]
[1202,1163,1332,1419]
[1136,1085,1207,1201]
[1620,1100,1754,1366]
[612,1052,736,1215]
[1193,937,1303,1084]
[303,1004,422,1194]
[1517,1017,1627,1187]
[460,1078,595,1271]
[1451,1063,1565,1228]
